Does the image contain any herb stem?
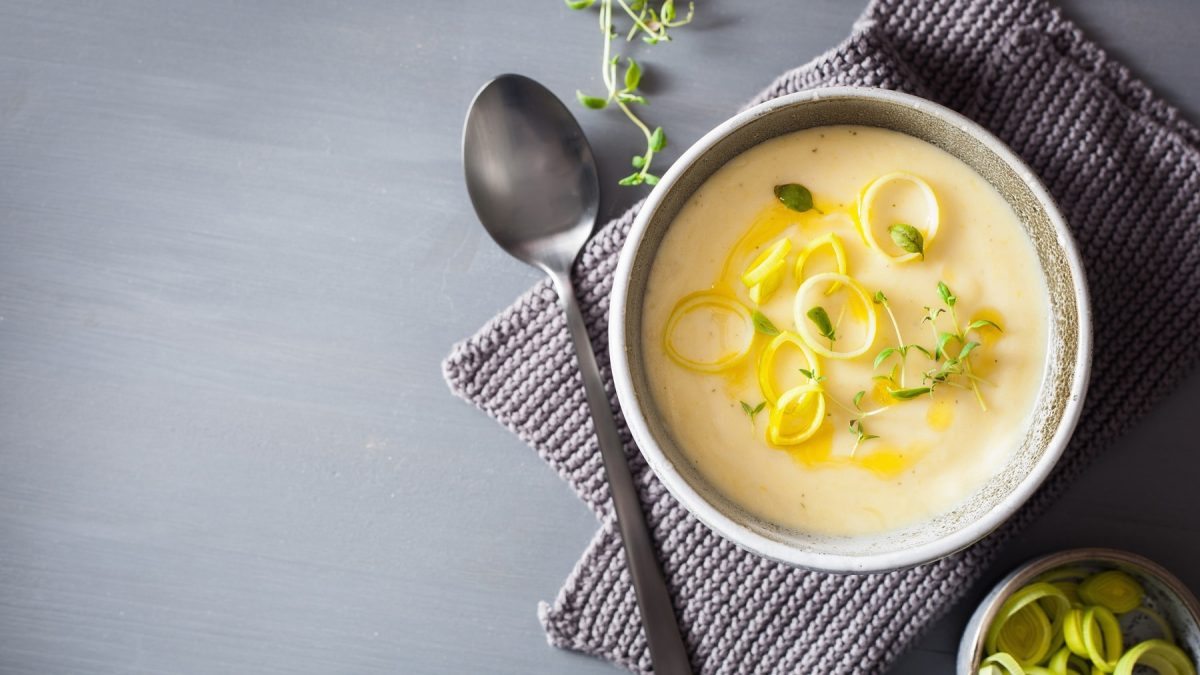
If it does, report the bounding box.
[615,0,663,40]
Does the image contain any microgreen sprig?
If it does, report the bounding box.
[740,400,766,425]
[871,290,932,388]
[566,0,695,186]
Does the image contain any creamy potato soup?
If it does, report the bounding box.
[642,125,1049,536]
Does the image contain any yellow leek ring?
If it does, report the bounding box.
[664,291,754,373]
[757,332,821,405]
[986,583,1072,667]
[1081,606,1123,673]
[767,383,825,445]
[982,652,1027,675]
[793,272,878,360]
[856,172,940,263]
[1078,571,1144,615]
[793,232,849,295]
[1114,640,1197,675]
[741,237,792,287]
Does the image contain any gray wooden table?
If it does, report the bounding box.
[1,1,1197,673]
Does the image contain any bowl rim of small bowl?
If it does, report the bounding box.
[608,86,1093,572]
[957,547,1200,672]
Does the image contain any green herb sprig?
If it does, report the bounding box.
[566,0,695,186]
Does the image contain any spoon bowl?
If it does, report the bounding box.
[463,74,599,273]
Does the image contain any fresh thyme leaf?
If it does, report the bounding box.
[874,347,897,370]
[751,310,780,336]
[643,174,659,186]
[662,0,676,22]
[806,306,836,342]
[958,341,981,360]
[873,290,888,305]
[617,172,642,186]
[623,57,642,90]
[649,126,667,152]
[773,183,815,213]
[564,0,596,8]
[853,390,866,410]
[937,281,956,307]
[576,91,609,109]
[888,386,932,400]
[968,319,1003,332]
[936,332,959,360]
[909,344,934,359]
[888,223,925,259]
[753,401,765,414]
[631,154,646,169]
[617,92,647,105]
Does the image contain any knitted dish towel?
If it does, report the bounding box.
[443,0,1200,672]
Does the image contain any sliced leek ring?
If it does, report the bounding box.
[1122,606,1176,644]
[1050,646,1094,675]
[757,331,821,405]
[793,272,878,360]
[1114,640,1197,675]
[997,603,1055,667]
[1064,608,1089,657]
[982,652,1027,675]
[664,291,754,373]
[793,232,849,295]
[856,171,940,263]
[1078,571,1144,615]
[986,583,1072,667]
[767,383,825,445]
[1081,606,1123,672]
[741,237,792,287]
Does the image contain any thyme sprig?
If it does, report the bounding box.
[566,0,695,186]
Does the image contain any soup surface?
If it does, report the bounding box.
[641,125,1049,536]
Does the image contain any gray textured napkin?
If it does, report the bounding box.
[443,0,1200,672]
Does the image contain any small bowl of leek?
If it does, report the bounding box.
[959,548,1200,675]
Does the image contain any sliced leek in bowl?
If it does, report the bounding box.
[960,548,1200,675]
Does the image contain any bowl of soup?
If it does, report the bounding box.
[608,87,1091,572]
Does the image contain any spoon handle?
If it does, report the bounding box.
[552,271,694,675]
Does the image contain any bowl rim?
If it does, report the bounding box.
[608,86,1093,573]
[957,547,1200,671]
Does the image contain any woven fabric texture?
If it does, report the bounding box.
[443,0,1200,672]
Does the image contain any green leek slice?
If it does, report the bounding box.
[1123,606,1176,644]
[856,172,940,263]
[1114,640,1197,675]
[792,272,878,360]
[1078,571,1144,615]
[983,652,1027,675]
[664,291,754,372]
[987,583,1072,667]
[1081,606,1123,672]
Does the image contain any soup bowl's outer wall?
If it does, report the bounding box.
[608,87,1092,573]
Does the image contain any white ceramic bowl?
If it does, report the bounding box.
[608,87,1092,573]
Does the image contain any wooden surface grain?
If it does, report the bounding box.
[0,1,1197,673]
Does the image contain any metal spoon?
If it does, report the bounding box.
[463,74,692,675]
